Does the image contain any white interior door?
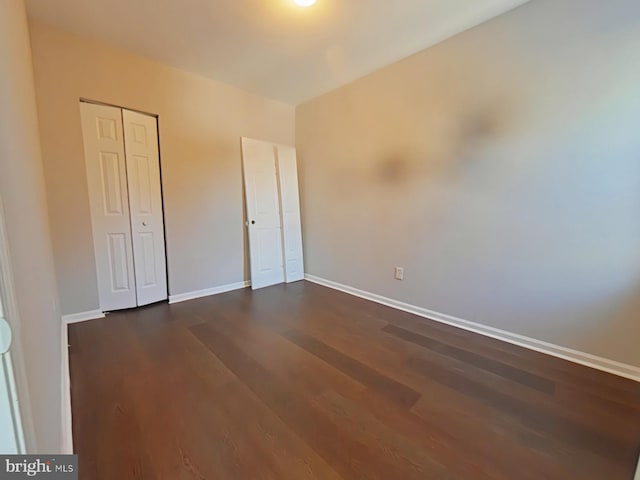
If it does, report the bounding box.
[276,145,304,283]
[241,137,285,290]
[80,103,137,311]
[122,110,168,306]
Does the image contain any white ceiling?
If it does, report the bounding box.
[25,0,530,105]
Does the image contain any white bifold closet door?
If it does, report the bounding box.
[241,137,304,290]
[122,110,168,307]
[80,103,167,311]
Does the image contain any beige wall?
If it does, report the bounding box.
[297,0,640,366]
[29,23,295,315]
[0,0,63,452]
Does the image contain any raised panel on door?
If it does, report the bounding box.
[107,233,132,291]
[276,145,304,282]
[241,137,285,290]
[80,102,137,311]
[122,109,168,306]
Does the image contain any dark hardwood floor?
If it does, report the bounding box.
[68,281,640,479]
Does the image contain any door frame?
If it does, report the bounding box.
[79,98,171,310]
[0,194,31,453]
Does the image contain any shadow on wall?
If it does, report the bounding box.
[329,82,522,199]
[375,97,516,186]
[322,79,523,270]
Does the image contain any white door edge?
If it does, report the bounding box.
[0,195,29,453]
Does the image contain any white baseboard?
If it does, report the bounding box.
[304,274,640,383]
[61,322,73,454]
[168,281,250,304]
[62,310,105,324]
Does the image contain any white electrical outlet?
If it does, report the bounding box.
[394,267,404,280]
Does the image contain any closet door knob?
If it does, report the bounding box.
[251,220,256,225]
[142,221,147,227]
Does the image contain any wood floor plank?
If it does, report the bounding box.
[68,281,640,480]
[305,281,640,399]
[356,290,640,406]
[311,390,458,480]
[201,303,568,478]
[282,328,421,408]
[380,311,640,429]
[410,384,626,480]
[308,282,640,423]
[406,355,636,466]
[200,313,367,400]
[332,388,577,480]
[189,322,423,480]
[262,297,637,477]
[209,284,637,464]
[382,323,556,394]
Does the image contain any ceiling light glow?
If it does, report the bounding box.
[294,0,317,7]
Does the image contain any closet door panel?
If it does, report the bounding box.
[80,103,137,311]
[122,110,168,306]
[276,145,304,282]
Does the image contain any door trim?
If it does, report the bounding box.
[60,324,73,454]
[80,98,158,119]
[168,281,250,305]
[0,196,30,452]
[62,310,105,325]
